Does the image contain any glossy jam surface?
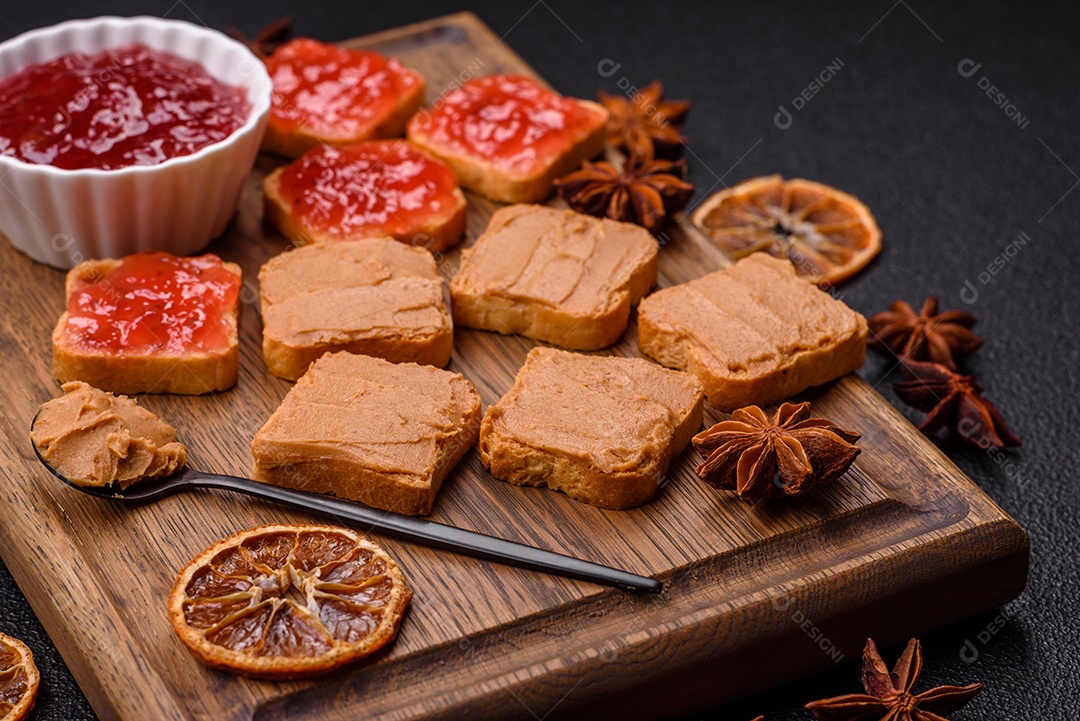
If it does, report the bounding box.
[63,251,239,354]
[409,74,605,176]
[278,141,460,240]
[266,38,422,140]
[0,45,250,170]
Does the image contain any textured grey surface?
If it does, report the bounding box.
[2,1,1077,718]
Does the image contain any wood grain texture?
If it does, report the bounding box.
[0,12,1028,721]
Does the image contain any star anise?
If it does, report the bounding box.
[806,637,982,721]
[869,297,982,370]
[893,360,1020,450]
[598,80,691,161]
[227,16,294,58]
[692,402,861,505]
[554,158,694,234]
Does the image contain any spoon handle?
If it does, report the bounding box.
[188,472,662,593]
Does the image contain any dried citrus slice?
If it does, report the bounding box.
[692,175,882,285]
[168,524,411,679]
[0,633,39,721]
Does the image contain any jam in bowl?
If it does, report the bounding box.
[0,16,272,268]
[0,44,251,171]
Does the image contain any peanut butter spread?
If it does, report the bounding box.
[252,352,479,482]
[484,348,702,474]
[640,254,866,377]
[259,237,439,306]
[452,205,657,313]
[265,278,449,347]
[260,238,450,348]
[31,381,186,488]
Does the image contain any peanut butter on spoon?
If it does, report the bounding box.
[31,382,186,488]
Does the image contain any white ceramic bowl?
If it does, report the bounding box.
[0,16,271,268]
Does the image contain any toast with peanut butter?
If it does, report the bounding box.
[450,205,658,350]
[479,348,703,510]
[252,352,481,516]
[258,238,453,380]
[637,254,867,410]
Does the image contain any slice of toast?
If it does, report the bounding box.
[252,352,482,516]
[479,348,704,510]
[52,252,241,395]
[450,205,658,350]
[262,39,426,158]
[263,141,467,253]
[406,75,608,204]
[637,254,867,410]
[259,238,453,380]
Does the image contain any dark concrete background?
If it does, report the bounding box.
[2,1,1077,718]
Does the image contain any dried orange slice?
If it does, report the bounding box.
[168,524,411,679]
[0,633,39,721]
[692,175,882,285]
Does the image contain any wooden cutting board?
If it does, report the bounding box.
[0,12,1028,721]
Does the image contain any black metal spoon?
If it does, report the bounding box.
[29,422,662,593]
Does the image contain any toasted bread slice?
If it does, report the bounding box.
[262,39,426,158]
[263,141,467,253]
[479,348,703,510]
[637,254,867,410]
[259,238,453,380]
[52,252,241,395]
[406,75,608,203]
[252,352,482,516]
[450,205,658,350]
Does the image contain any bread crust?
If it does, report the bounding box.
[262,147,468,253]
[252,355,481,516]
[253,409,477,516]
[407,99,608,204]
[450,205,658,350]
[258,240,453,380]
[638,317,866,410]
[52,258,241,395]
[261,75,426,159]
[262,330,453,382]
[453,292,627,350]
[479,348,704,510]
[637,257,868,410]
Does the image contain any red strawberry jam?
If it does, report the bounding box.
[276,141,461,240]
[61,251,239,354]
[0,45,249,170]
[265,38,423,141]
[407,74,607,176]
